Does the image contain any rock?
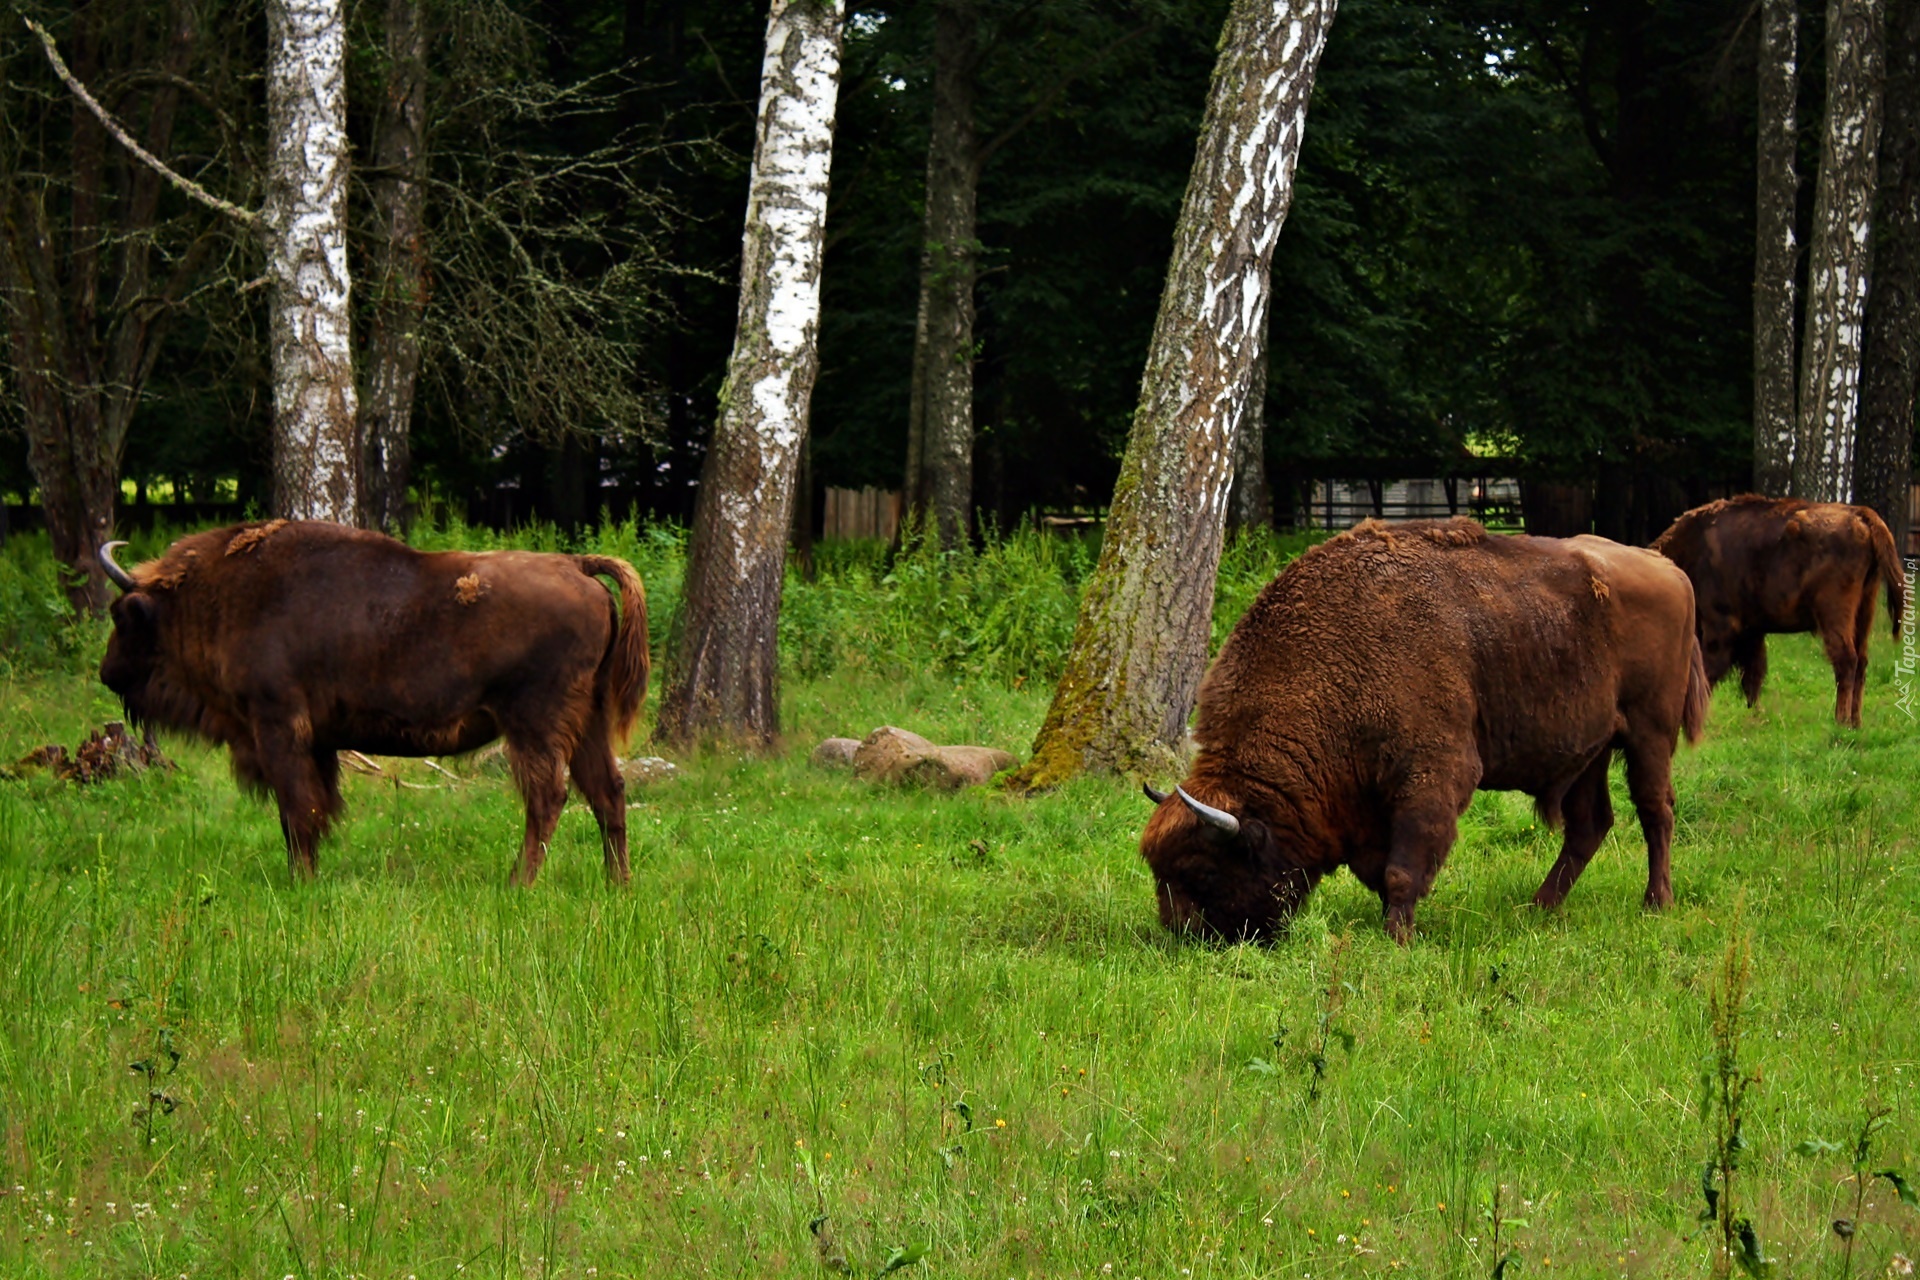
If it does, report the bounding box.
[620,756,680,786]
[851,726,938,784]
[902,745,1017,791]
[810,737,862,769]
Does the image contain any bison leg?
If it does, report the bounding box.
[506,741,569,887]
[1532,748,1614,909]
[1381,797,1463,945]
[1622,738,1677,910]
[1847,583,1878,727]
[568,735,630,885]
[1732,631,1768,708]
[1813,595,1864,727]
[252,720,333,881]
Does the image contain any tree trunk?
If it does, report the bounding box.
[912,0,980,550]
[1228,339,1273,530]
[1856,0,1920,552]
[359,0,428,534]
[1010,0,1336,790]
[654,0,844,750]
[1753,0,1801,495]
[0,0,213,611]
[1794,0,1885,501]
[265,0,359,523]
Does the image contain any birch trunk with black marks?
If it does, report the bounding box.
[1794,0,1885,502]
[265,0,359,523]
[1228,341,1272,530]
[1856,0,1920,553]
[904,0,979,549]
[655,0,843,750]
[0,0,218,612]
[358,0,428,533]
[1753,0,1801,496]
[1010,0,1335,790]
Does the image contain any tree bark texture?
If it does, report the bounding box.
[1011,0,1335,790]
[1228,338,1272,530]
[0,0,216,611]
[907,0,979,549]
[654,0,844,750]
[1856,0,1920,553]
[1753,0,1801,495]
[1794,0,1885,502]
[265,0,359,523]
[358,0,428,533]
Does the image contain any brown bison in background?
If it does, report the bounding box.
[98,521,649,885]
[1140,519,1708,944]
[1652,496,1906,728]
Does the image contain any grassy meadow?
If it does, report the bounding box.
[0,521,1917,1279]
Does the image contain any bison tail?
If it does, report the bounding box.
[1683,635,1709,745]
[1864,509,1907,638]
[576,554,650,747]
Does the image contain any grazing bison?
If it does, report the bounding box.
[98,521,648,885]
[1651,495,1907,728]
[1140,519,1708,944]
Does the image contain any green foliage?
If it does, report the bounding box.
[0,534,105,676]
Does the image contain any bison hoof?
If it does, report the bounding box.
[1642,886,1673,911]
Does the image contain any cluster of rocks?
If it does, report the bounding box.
[812,726,1015,791]
[2,722,173,784]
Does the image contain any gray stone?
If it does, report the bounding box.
[810,737,862,769]
[851,726,939,784]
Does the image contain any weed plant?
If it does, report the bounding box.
[0,519,1916,1278]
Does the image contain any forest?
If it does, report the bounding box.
[5,0,1911,564]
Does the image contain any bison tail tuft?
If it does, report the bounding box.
[576,555,650,747]
[1864,509,1906,638]
[1683,635,1709,745]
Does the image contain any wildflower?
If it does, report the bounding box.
[1341,1189,1350,1198]
[995,1118,1006,1128]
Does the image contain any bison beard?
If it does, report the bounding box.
[98,521,649,884]
[1139,519,1709,944]
[1652,495,1907,728]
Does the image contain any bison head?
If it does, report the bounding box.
[97,542,162,721]
[1138,784,1314,942]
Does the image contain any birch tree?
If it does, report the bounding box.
[1752,0,1800,496]
[265,0,357,522]
[655,0,844,749]
[1009,0,1335,790]
[1794,0,1885,502]
[1856,0,1920,552]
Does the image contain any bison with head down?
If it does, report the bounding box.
[99,520,648,885]
[1141,519,1708,944]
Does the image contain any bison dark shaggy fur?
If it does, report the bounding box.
[1141,519,1708,943]
[1651,495,1906,727]
[99,521,649,885]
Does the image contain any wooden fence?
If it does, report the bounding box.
[822,486,901,542]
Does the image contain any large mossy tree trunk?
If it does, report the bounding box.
[1794,0,1885,502]
[1753,0,1801,496]
[1856,0,1920,552]
[266,0,359,523]
[358,0,428,534]
[654,0,844,751]
[0,0,218,612]
[1009,0,1335,791]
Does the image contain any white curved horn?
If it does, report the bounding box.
[99,541,137,592]
[1176,786,1241,836]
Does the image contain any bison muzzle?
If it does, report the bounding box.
[99,521,649,885]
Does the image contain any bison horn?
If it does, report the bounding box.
[99,541,137,592]
[1142,783,1171,804]
[1176,786,1241,836]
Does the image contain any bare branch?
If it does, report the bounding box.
[22,16,258,228]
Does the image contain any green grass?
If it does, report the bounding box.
[1,525,1917,1278]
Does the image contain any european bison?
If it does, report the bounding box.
[1140,519,1708,944]
[1652,495,1907,728]
[98,521,649,885]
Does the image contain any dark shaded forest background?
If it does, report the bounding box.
[0,0,1867,539]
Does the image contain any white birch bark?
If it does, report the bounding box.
[1014,0,1336,788]
[265,0,358,522]
[1753,0,1800,496]
[1794,0,1885,502]
[656,0,844,748]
